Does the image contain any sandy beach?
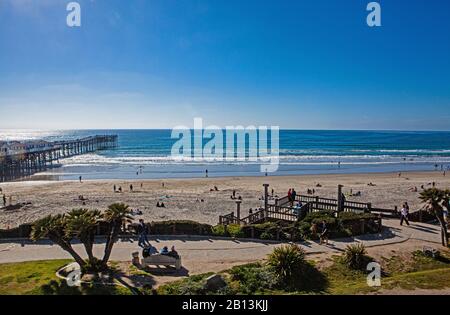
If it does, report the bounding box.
[0,171,449,229]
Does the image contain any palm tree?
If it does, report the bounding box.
[419,188,449,247]
[101,203,132,268]
[65,209,102,263]
[30,214,87,269]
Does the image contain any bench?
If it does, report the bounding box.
[141,254,182,270]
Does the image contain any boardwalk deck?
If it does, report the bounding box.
[219,192,397,226]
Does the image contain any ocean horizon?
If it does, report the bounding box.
[1,129,450,180]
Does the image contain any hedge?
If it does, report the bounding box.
[129,220,213,236]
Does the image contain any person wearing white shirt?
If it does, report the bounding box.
[400,204,410,226]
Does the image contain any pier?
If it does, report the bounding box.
[0,135,118,182]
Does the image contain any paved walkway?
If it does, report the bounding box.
[0,219,443,276]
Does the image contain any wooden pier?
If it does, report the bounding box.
[0,135,118,182]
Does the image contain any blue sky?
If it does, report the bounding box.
[0,0,449,130]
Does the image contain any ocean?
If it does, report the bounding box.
[1,129,450,180]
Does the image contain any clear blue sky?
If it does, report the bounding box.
[0,0,449,130]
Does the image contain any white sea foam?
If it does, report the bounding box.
[58,153,450,167]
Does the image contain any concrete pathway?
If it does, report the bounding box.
[0,219,443,277]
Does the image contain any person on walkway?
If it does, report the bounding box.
[291,188,297,206]
[319,220,329,245]
[138,219,150,248]
[287,189,292,203]
[400,203,410,226]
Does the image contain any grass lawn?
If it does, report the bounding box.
[0,260,132,295]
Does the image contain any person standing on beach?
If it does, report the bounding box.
[79,176,82,183]
[2,194,6,207]
[205,169,208,178]
[113,185,116,192]
[400,203,410,226]
[130,184,133,192]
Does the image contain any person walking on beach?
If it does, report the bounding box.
[79,176,82,183]
[130,184,133,192]
[138,219,150,248]
[2,194,6,207]
[205,169,208,178]
[400,203,410,226]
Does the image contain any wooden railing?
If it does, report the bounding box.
[219,193,396,226]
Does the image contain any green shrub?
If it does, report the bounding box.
[260,231,274,240]
[212,224,226,236]
[343,243,369,270]
[211,224,243,238]
[150,220,213,235]
[297,221,313,239]
[338,212,376,221]
[229,263,278,294]
[267,244,306,289]
[302,211,335,223]
[242,222,279,240]
[226,224,244,238]
[157,273,214,295]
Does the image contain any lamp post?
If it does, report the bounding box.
[235,200,242,222]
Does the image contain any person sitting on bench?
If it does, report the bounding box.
[168,246,179,258]
[160,246,169,255]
